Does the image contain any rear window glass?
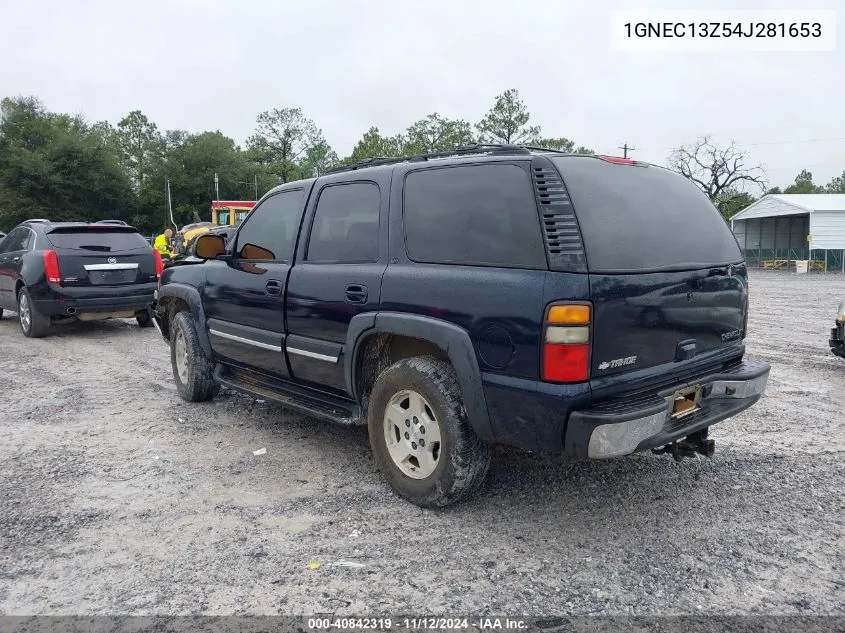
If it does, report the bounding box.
[47,229,149,252]
[552,157,742,273]
[403,163,546,269]
[307,182,380,263]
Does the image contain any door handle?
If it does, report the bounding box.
[345,284,368,304]
[12,257,20,262]
[265,280,282,296]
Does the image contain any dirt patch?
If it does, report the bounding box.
[0,271,843,615]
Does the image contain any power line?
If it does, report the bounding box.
[764,162,843,171]
[744,136,845,147]
[663,136,845,151]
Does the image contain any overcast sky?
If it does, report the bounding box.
[1,0,842,188]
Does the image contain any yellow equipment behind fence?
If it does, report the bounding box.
[211,201,256,227]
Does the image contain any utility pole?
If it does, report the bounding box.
[214,173,220,201]
[618,142,638,158]
[166,179,176,229]
[254,174,258,201]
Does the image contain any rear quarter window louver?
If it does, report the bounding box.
[532,159,587,273]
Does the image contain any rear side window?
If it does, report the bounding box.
[47,229,149,251]
[307,182,380,263]
[403,164,546,269]
[0,227,31,253]
[235,190,304,261]
[551,158,742,273]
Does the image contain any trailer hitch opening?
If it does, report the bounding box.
[652,428,715,462]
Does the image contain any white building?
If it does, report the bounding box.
[730,194,845,272]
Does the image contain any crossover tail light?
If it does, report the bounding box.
[44,250,61,285]
[153,249,164,279]
[543,303,591,383]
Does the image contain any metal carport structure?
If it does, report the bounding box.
[730,194,845,272]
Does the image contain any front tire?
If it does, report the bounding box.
[368,356,492,508]
[170,311,219,402]
[18,287,51,338]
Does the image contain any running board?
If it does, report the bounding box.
[214,364,363,426]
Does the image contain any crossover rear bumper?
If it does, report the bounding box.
[565,359,770,459]
[33,283,156,318]
[830,322,844,358]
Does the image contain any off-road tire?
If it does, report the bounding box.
[368,356,492,508]
[18,287,51,338]
[170,310,220,402]
[135,309,154,328]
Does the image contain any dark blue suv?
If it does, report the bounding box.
[152,144,770,507]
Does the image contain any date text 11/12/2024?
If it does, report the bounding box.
[306,617,529,630]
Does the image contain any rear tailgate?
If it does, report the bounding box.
[45,226,158,287]
[551,157,747,378]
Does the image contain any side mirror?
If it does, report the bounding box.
[195,234,227,260]
[239,243,275,260]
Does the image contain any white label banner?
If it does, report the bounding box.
[611,10,837,52]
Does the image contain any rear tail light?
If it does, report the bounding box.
[542,303,591,383]
[44,250,61,285]
[153,249,164,279]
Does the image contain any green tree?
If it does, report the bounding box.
[476,89,541,144]
[301,140,340,177]
[145,131,257,229]
[404,113,474,154]
[536,137,575,152]
[0,96,135,230]
[714,188,756,223]
[534,138,594,154]
[826,170,845,193]
[766,186,782,195]
[115,110,163,188]
[344,127,406,164]
[164,129,189,151]
[784,169,824,194]
[247,108,325,183]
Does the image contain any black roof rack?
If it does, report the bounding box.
[325,143,559,174]
[520,145,571,154]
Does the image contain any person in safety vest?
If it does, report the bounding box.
[154,228,174,257]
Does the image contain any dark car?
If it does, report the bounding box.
[153,144,770,507]
[0,220,161,337]
[830,299,845,358]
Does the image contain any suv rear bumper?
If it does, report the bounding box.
[830,321,844,358]
[32,283,156,318]
[565,359,770,459]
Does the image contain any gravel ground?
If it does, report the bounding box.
[0,270,843,617]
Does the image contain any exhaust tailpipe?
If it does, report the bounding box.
[66,307,77,315]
